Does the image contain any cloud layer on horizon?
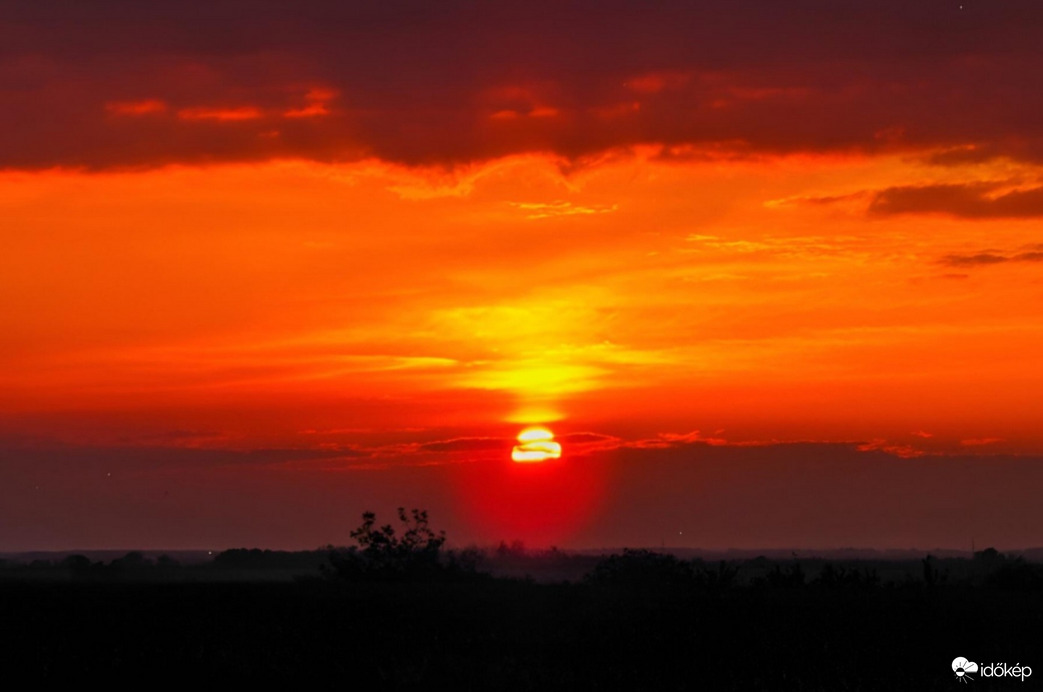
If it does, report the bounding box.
[2,435,1040,551]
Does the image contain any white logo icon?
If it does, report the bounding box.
[953,657,979,683]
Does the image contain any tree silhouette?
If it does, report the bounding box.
[325,508,455,582]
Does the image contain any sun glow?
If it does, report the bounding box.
[511,426,562,462]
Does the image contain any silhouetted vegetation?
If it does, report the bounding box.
[751,561,806,589]
[323,508,486,583]
[693,558,741,590]
[585,548,694,588]
[921,554,948,588]
[213,548,326,571]
[2,533,1041,687]
[811,561,880,590]
[974,548,1043,590]
[3,538,1041,594]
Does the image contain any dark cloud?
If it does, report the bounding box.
[0,443,365,473]
[942,252,1011,266]
[870,183,1043,218]
[417,437,512,453]
[940,248,1043,267]
[923,144,1006,167]
[402,432,620,457]
[560,432,619,444]
[3,0,1043,169]
[798,192,869,206]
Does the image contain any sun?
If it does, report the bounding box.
[511,426,562,463]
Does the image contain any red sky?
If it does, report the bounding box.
[2,1,1043,551]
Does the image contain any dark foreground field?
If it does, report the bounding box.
[2,576,1040,690]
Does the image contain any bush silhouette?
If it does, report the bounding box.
[325,508,479,582]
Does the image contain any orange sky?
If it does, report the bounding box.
[2,1,1042,550]
[4,152,1041,451]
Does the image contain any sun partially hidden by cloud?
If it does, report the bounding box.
[511,427,562,462]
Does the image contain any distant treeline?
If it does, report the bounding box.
[0,548,330,581]
[3,544,1042,590]
[4,509,1040,588]
[580,546,1043,590]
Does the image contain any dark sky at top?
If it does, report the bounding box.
[3,0,1042,169]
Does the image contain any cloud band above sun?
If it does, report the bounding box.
[4,1,1043,171]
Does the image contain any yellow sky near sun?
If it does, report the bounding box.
[2,149,1042,448]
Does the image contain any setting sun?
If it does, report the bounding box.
[511,427,562,463]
